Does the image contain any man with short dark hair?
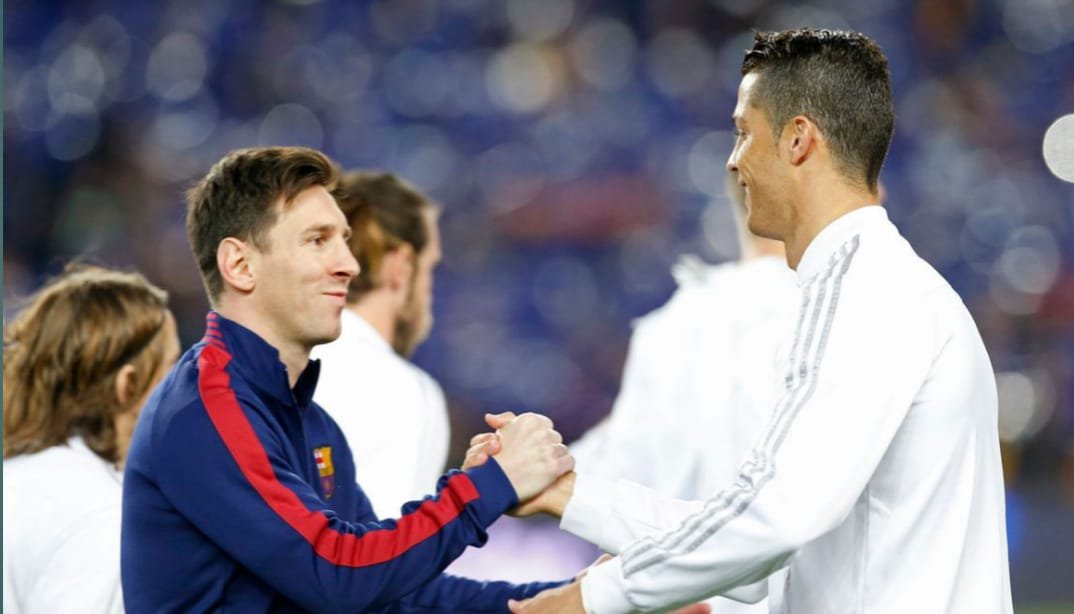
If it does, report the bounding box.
[504,29,1013,613]
[121,146,574,612]
[312,171,449,518]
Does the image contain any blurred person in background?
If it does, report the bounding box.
[566,174,796,614]
[121,146,574,612]
[3,264,180,614]
[501,28,1013,613]
[312,171,449,519]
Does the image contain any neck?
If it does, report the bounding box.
[351,295,396,347]
[739,235,786,262]
[216,302,310,388]
[782,177,878,270]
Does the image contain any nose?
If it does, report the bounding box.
[334,240,360,281]
[726,149,739,174]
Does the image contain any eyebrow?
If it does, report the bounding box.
[304,223,351,240]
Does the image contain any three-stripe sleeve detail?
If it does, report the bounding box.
[621,235,861,576]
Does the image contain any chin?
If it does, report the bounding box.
[310,323,343,347]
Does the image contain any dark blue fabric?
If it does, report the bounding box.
[122,312,563,613]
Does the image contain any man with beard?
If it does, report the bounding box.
[312,171,449,518]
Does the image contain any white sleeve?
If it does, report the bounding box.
[576,260,937,612]
[30,507,124,614]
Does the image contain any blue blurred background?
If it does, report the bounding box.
[5,0,1074,607]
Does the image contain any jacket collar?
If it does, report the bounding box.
[796,205,888,285]
[202,311,321,409]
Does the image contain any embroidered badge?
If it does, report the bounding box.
[313,446,335,500]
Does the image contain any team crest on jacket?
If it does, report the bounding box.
[313,446,335,500]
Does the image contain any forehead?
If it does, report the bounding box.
[272,185,347,230]
[422,206,442,254]
[733,72,762,121]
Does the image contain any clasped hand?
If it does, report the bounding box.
[463,412,574,505]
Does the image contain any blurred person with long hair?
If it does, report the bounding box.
[3,265,180,613]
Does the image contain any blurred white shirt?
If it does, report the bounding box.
[4,437,125,614]
[313,309,449,518]
[571,254,798,614]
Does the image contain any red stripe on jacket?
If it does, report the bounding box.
[196,343,480,568]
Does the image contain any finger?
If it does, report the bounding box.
[507,598,525,612]
[466,440,499,459]
[551,443,569,458]
[527,412,553,428]
[467,452,488,466]
[547,428,563,445]
[592,553,613,566]
[470,432,494,446]
[485,412,516,429]
[556,453,575,475]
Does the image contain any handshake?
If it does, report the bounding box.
[462,412,576,517]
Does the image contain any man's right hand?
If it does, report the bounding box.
[483,412,574,502]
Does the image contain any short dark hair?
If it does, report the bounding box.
[335,172,434,304]
[186,147,340,302]
[741,28,893,191]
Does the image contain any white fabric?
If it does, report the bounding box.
[570,255,798,614]
[571,206,1013,614]
[3,437,125,614]
[312,309,450,518]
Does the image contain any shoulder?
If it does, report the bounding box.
[3,444,121,511]
[139,348,219,438]
[633,260,729,329]
[130,345,275,470]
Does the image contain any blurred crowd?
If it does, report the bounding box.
[5,0,1074,602]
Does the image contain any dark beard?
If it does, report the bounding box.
[391,312,417,358]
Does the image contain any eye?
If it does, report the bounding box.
[733,128,746,138]
[310,235,327,247]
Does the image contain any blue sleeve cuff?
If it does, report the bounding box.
[463,457,518,527]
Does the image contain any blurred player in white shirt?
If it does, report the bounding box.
[312,172,448,518]
[3,266,180,614]
[569,175,797,614]
[496,27,1012,614]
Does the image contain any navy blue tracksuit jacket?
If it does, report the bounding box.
[122,312,560,612]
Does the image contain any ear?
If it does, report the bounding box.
[114,364,138,406]
[381,244,416,292]
[217,237,256,294]
[787,116,816,166]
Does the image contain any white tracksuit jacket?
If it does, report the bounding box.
[571,254,799,614]
[566,206,1013,614]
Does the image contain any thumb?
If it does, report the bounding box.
[485,411,516,429]
[507,598,524,612]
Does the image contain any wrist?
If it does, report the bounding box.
[545,471,576,518]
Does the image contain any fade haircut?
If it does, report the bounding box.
[3,265,170,465]
[186,146,340,303]
[742,28,894,191]
[335,172,434,304]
